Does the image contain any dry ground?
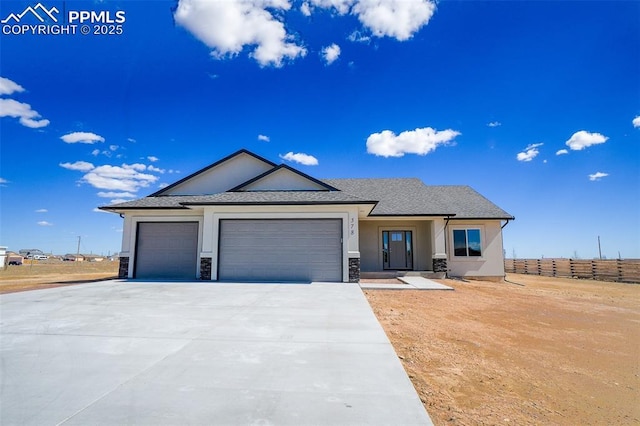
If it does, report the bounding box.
[0,260,118,293]
[2,266,638,425]
[364,274,640,426]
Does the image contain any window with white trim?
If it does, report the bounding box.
[453,229,482,257]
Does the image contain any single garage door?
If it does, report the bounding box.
[135,222,198,279]
[219,219,342,282]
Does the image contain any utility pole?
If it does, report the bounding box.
[597,236,602,260]
[76,236,81,255]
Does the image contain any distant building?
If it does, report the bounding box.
[19,249,44,259]
[63,254,85,262]
[84,255,105,262]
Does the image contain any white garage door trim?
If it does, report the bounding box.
[218,219,343,282]
[134,221,199,279]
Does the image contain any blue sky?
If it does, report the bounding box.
[1,0,638,259]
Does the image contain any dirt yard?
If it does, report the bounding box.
[364,274,640,426]
[0,260,118,294]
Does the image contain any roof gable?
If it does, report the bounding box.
[151,149,275,196]
[231,165,338,192]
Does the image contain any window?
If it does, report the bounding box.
[453,229,482,257]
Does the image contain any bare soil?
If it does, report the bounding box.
[0,261,118,294]
[364,274,640,426]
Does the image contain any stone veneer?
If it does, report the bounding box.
[118,257,129,279]
[200,257,212,280]
[432,257,447,273]
[348,258,360,283]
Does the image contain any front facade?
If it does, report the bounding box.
[102,149,513,282]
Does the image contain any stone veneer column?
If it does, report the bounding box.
[432,257,447,273]
[118,257,129,279]
[348,258,360,283]
[200,258,212,280]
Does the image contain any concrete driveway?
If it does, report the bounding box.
[1,281,432,425]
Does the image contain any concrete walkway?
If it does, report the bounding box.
[0,281,432,425]
[360,276,454,290]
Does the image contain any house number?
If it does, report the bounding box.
[350,217,355,235]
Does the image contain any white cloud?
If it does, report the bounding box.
[124,163,147,171]
[82,164,158,192]
[61,131,105,144]
[109,199,129,205]
[0,98,50,128]
[35,209,48,213]
[0,177,7,186]
[109,145,119,151]
[174,0,307,67]
[516,143,543,162]
[158,182,170,189]
[258,134,270,142]
[0,77,25,95]
[589,172,609,181]
[555,149,569,156]
[37,221,53,226]
[97,191,136,198]
[59,161,96,172]
[91,149,100,156]
[366,127,460,157]
[633,116,640,128]
[352,0,436,41]
[300,2,311,16]
[127,138,136,143]
[565,130,608,151]
[280,151,319,166]
[487,121,501,127]
[322,43,341,65]
[347,30,370,43]
[148,165,165,173]
[147,156,159,162]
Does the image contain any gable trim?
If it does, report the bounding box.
[229,164,339,192]
[149,149,277,197]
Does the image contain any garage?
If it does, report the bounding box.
[218,219,343,282]
[134,222,198,279]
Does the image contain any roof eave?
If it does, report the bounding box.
[448,216,515,221]
[180,201,378,206]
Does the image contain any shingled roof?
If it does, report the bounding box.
[101,178,513,219]
[100,191,375,210]
[324,178,513,219]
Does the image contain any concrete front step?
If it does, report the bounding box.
[361,271,446,279]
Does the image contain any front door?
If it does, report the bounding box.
[383,230,413,270]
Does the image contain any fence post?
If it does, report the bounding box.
[617,259,623,282]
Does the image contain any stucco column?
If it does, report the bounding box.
[432,218,447,258]
[432,218,448,274]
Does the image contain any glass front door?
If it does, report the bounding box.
[382,230,413,270]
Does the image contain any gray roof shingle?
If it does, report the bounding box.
[100,178,513,220]
[324,178,513,219]
[100,191,375,210]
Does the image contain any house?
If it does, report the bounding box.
[83,255,105,262]
[100,149,514,282]
[63,254,85,262]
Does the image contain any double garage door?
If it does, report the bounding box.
[134,219,343,282]
[219,219,343,282]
